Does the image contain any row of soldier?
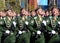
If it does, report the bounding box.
[0,7,60,43]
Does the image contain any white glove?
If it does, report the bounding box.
[25,21,29,25]
[46,20,49,22]
[31,21,34,23]
[0,22,2,24]
[13,21,16,27]
[52,30,56,34]
[58,21,60,24]
[22,31,26,33]
[49,16,52,19]
[33,32,35,34]
[5,30,10,34]
[42,20,46,26]
[48,32,51,34]
[37,31,41,35]
[11,32,13,35]
[19,31,22,34]
[34,17,37,19]
[3,18,6,20]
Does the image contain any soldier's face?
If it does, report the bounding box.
[38,9,43,15]
[12,11,16,17]
[7,10,12,17]
[25,11,29,16]
[42,10,45,16]
[21,9,26,15]
[31,11,36,16]
[52,8,59,16]
[1,12,6,17]
[17,13,20,16]
[45,11,49,16]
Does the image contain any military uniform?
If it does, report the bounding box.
[17,15,31,43]
[0,16,5,43]
[42,16,51,43]
[2,16,16,43]
[11,16,18,36]
[28,16,37,43]
[46,16,60,43]
[28,15,45,43]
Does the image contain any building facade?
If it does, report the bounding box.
[0,0,58,11]
[28,0,37,10]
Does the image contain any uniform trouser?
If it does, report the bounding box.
[30,32,36,43]
[35,33,45,43]
[44,32,51,43]
[0,32,2,43]
[48,34,60,43]
[3,34,16,43]
[17,31,31,43]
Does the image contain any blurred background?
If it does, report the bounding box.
[0,0,60,13]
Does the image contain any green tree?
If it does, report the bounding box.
[0,0,5,10]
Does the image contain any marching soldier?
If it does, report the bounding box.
[0,7,60,43]
[17,8,31,43]
[48,7,60,43]
[57,9,60,35]
[28,8,45,43]
[11,10,17,36]
[42,10,51,43]
[35,8,45,43]
[0,11,6,43]
[29,10,37,43]
[57,9,60,42]
[2,10,16,43]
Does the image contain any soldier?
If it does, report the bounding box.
[11,10,17,30]
[29,10,37,43]
[30,10,36,17]
[45,10,50,16]
[57,9,60,36]
[28,8,45,43]
[2,10,16,43]
[0,11,6,43]
[48,7,60,43]
[17,8,31,43]
[35,8,45,43]
[41,10,50,43]
[11,10,19,43]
